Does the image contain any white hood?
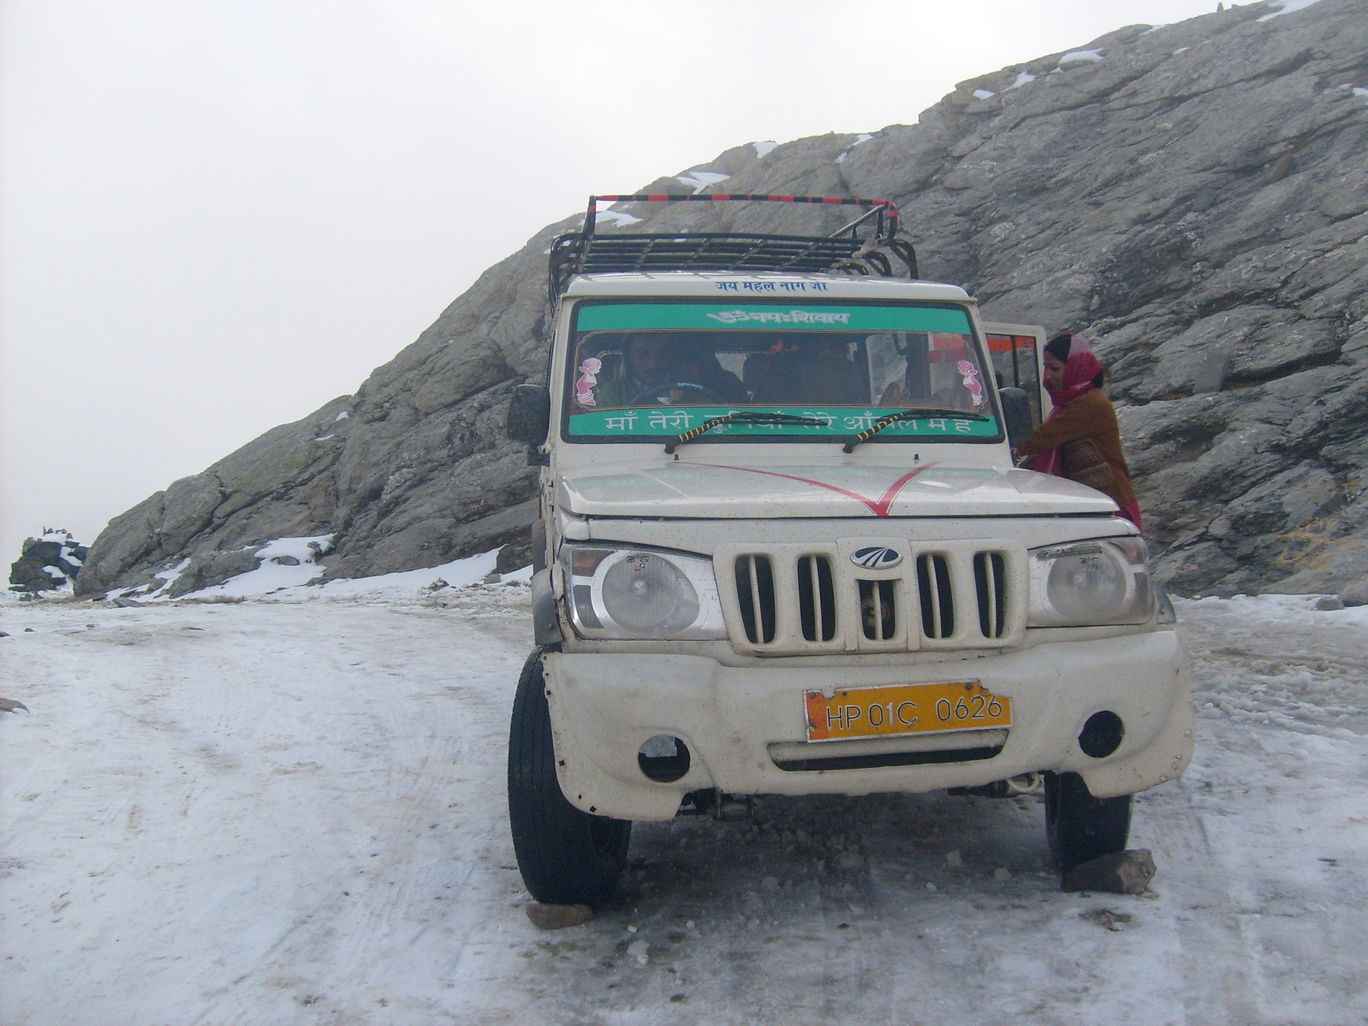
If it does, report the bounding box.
[555,458,1118,520]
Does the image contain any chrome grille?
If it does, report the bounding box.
[721,541,1024,655]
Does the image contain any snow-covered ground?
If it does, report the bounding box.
[2,568,1365,1025]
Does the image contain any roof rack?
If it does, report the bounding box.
[548,194,918,299]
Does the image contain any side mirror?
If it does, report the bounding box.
[999,388,1034,450]
[506,384,550,446]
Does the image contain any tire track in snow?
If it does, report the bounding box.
[184,602,527,1024]
[1138,782,1262,1024]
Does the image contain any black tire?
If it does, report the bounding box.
[1043,771,1132,871]
[507,648,631,904]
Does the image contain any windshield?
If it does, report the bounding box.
[564,298,1002,443]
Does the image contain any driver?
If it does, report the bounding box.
[598,333,746,406]
[597,333,679,406]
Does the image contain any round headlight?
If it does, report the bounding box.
[1045,546,1126,620]
[601,553,700,633]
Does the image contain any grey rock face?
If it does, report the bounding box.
[9,530,88,593]
[78,0,1368,598]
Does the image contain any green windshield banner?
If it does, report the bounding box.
[575,302,973,334]
[568,406,999,439]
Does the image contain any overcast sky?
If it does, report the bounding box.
[0,0,1228,565]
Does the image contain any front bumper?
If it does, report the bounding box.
[542,630,1193,820]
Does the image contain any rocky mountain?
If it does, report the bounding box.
[9,530,87,595]
[75,0,1368,600]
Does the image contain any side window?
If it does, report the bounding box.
[986,329,1045,428]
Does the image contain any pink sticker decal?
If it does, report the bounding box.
[956,359,985,406]
[575,357,603,407]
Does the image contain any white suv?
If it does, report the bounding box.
[504,195,1193,904]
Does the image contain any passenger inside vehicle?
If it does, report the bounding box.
[749,335,868,405]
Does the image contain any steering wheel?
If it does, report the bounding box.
[629,381,723,405]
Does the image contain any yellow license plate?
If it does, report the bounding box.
[804,681,1012,742]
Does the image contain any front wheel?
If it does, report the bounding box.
[1043,771,1132,871]
[507,648,631,904]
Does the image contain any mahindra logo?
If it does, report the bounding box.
[851,545,902,569]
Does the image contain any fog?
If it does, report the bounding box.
[0,0,1227,566]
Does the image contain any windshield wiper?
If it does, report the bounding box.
[841,408,992,453]
[665,411,828,454]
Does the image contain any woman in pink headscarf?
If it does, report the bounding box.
[1012,332,1143,530]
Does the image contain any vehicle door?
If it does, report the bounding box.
[983,322,1047,429]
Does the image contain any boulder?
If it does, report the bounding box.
[9,530,87,594]
[1339,575,1368,607]
[524,903,594,930]
[1061,849,1157,895]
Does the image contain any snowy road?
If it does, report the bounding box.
[2,585,1365,1025]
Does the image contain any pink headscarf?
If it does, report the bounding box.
[1047,333,1104,409]
[1036,333,1104,478]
